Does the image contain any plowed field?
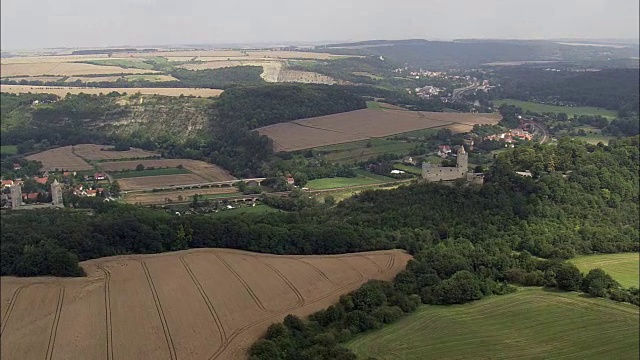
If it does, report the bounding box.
[257,109,501,151]
[97,159,235,182]
[0,248,410,360]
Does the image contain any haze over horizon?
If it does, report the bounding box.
[1,0,639,50]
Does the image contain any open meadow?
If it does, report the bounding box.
[570,253,639,288]
[347,288,639,360]
[257,109,501,152]
[493,99,617,119]
[1,85,223,97]
[0,248,410,360]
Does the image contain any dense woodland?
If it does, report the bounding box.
[2,137,638,358]
[2,137,637,272]
[491,68,640,115]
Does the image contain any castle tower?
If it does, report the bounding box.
[10,184,22,209]
[51,179,64,206]
[456,146,468,174]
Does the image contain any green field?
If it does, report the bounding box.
[111,167,190,179]
[347,288,639,360]
[393,163,422,175]
[316,138,416,164]
[207,204,280,218]
[0,145,18,156]
[570,253,639,288]
[83,59,156,70]
[306,176,382,190]
[494,99,617,119]
[366,101,383,110]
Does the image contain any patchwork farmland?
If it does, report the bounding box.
[257,109,501,152]
[25,145,159,171]
[0,248,411,360]
[0,85,223,97]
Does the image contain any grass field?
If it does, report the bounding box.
[347,288,639,360]
[82,59,156,70]
[493,99,617,119]
[112,167,190,179]
[306,176,382,190]
[317,138,416,164]
[570,253,639,288]
[207,204,281,218]
[0,145,18,156]
[393,163,422,175]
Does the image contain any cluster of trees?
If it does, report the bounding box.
[491,67,640,115]
[249,280,421,360]
[216,84,366,128]
[250,239,638,359]
[1,66,265,90]
[2,137,637,275]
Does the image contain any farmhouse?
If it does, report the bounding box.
[422,146,483,184]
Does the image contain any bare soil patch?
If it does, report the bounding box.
[257,109,501,152]
[98,159,235,182]
[1,62,157,77]
[277,70,336,84]
[0,248,411,360]
[117,174,209,191]
[72,144,159,161]
[26,146,93,171]
[123,187,239,205]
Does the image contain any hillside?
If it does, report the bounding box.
[321,39,640,69]
[347,288,639,359]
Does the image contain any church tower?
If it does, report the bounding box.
[456,146,468,174]
[51,179,64,206]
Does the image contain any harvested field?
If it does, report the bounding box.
[113,50,356,60]
[117,174,209,191]
[97,159,235,182]
[72,144,159,161]
[0,62,157,77]
[1,85,223,97]
[0,248,411,360]
[258,109,501,151]
[277,70,335,84]
[26,146,93,171]
[123,187,240,205]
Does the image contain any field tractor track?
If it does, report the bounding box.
[97,265,114,360]
[296,259,336,285]
[178,256,228,360]
[139,260,177,360]
[259,260,306,307]
[359,255,384,275]
[1,285,28,336]
[213,253,268,312]
[384,254,396,272]
[338,258,365,282]
[45,288,65,360]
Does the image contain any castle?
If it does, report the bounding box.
[422,146,483,184]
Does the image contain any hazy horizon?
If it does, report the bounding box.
[2,0,639,50]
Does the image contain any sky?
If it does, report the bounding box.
[1,0,639,49]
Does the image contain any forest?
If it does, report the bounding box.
[2,137,637,273]
[491,67,640,115]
